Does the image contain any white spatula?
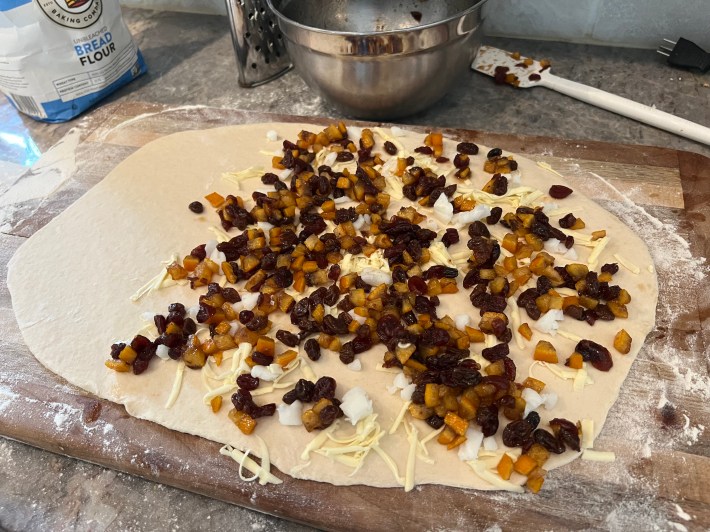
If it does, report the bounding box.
[472,46,710,146]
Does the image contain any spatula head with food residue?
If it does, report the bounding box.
[472,46,551,88]
[471,45,710,146]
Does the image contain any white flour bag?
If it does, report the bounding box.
[0,0,147,122]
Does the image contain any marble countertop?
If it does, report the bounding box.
[1,7,708,532]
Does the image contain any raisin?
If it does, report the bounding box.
[246,315,267,331]
[154,315,167,335]
[109,343,125,359]
[558,213,577,229]
[457,142,479,155]
[487,148,502,160]
[488,174,508,196]
[276,329,299,347]
[486,207,503,225]
[564,304,586,321]
[188,201,204,213]
[411,383,426,404]
[236,374,260,391]
[502,419,533,447]
[477,404,500,437]
[468,220,490,238]
[525,411,541,429]
[426,415,445,429]
[414,146,433,155]
[319,405,339,428]
[239,310,254,324]
[168,302,186,314]
[294,379,316,402]
[313,376,337,401]
[221,287,241,303]
[384,141,397,155]
[441,228,459,248]
[282,389,298,405]
[549,185,573,199]
[251,351,273,366]
[453,153,469,169]
[601,263,619,275]
[304,338,321,361]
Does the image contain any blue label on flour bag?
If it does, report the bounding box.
[0,0,147,122]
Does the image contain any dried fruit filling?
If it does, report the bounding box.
[106,122,634,492]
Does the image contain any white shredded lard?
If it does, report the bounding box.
[340,387,373,425]
[522,387,544,417]
[432,193,454,224]
[454,314,471,330]
[532,309,564,335]
[266,130,278,141]
[240,292,259,311]
[400,383,416,401]
[458,427,484,461]
[251,364,284,382]
[155,344,170,360]
[450,204,491,226]
[360,267,392,286]
[277,400,303,426]
[346,359,362,372]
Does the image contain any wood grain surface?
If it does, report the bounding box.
[1,103,708,531]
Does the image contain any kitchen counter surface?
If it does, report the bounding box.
[1,7,708,532]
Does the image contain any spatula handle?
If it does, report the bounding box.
[541,74,710,146]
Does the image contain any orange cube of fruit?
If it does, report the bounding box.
[533,340,558,363]
[497,453,514,480]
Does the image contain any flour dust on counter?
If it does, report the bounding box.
[8,122,659,497]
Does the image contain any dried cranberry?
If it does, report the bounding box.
[481,343,510,362]
[533,428,565,454]
[549,185,573,199]
[550,418,581,451]
[576,339,613,371]
[236,374,260,391]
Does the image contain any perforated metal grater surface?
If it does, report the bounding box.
[225,0,292,87]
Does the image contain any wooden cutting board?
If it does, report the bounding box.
[1,103,708,531]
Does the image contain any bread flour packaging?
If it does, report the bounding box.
[0,0,147,122]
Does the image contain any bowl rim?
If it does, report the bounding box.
[265,0,488,37]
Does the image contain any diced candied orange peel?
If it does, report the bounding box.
[533,340,558,363]
[613,329,632,354]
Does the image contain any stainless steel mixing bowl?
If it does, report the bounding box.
[266,0,488,120]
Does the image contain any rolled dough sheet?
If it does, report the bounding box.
[7,123,658,490]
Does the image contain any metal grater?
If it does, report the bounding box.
[225,0,292,87]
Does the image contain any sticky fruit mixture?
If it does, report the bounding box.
[107,122,635,493]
